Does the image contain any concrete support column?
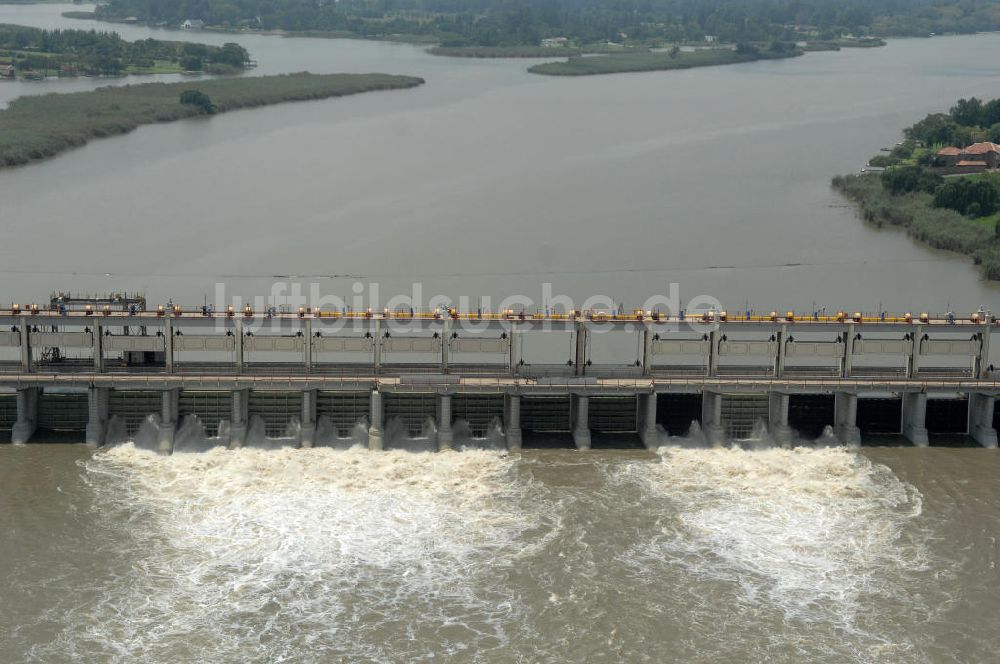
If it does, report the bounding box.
[768,391,792,446]
[508,322,518,377]
[164,317,174,374]
[229,388,248,449]
[373,318,381,376]
[708,330,720,377]
[902,392,929,447]
[701,391,725,445]
[93,321,104,373]
[234,318,244,374]
[19,317,30,373]
[641,328,653,376]
[977,326,990,377]
[640,392,659,449]
[969,392,998,448]
[908,325,922,378]
[441,319,449,374]
[85,386,109,449]
[303,318,312,371]
[834,392,861,446]
[574,323,587,377]
[843,323,855,378]
[368,390,384,451]
[300,389,317,448]
[437,393,453,451]
[505,394,522,451]
[775,325,787,377]
[573,394,591,450]
[11,387,38,444]
[158,388,178,455]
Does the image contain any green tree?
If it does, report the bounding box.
[905,113,963,147]
[933,179,999,217]
[179,89,215,113]
[950,97,984,127]
[881,165,942,195]
[210,42,249,68]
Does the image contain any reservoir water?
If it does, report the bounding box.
[1,5,1000,663]
[2,5,1000,313]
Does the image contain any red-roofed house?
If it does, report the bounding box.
[936,146,962,167]
[962,142,1000,168]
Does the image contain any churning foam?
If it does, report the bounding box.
[616,446,946,660]
[59,445,539,663]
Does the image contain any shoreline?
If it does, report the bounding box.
[832,173,1000,280]
[0,72,424,170]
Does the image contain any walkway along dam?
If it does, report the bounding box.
[1,303,998,451]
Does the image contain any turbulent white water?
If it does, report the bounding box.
[614,446,950,663]
[55,446,543,663]
[8,442,963,663]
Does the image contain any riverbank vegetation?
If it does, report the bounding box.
[833,96,1000,280]
[427,44,627,58]
[81,0,1000,50]
[528,42,802,76]
[0,24,250,76]
[0,72,423,169]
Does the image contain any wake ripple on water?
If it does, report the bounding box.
[47,445,540,664]
[614,446,952,663]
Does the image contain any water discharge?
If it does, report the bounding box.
[46,446,538,663]
[4,440,955,664]
[615,446,947,663]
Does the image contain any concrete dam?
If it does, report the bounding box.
[1,302,998,451]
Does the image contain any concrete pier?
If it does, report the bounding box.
[969,393,998,448]
[903,392,930,447]
[573,394,591,450]
[85,386,109,449]
[11,387,38,444]
[300,389,317,448]
[437,394,453,451]
[229,388,248,449]
[701,391,725,446]
[640,393,659,449]
[768,392,792,446]
[158,389,178,454]
[368,390,384,451]
[505,394,522,451]
[834,392,861,446]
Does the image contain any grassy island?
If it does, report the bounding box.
[833,96,1000,280]
[0,72,424,169]
[428,44,633,58]
[528,43,803,77]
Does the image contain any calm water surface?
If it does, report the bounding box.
[1,5,1000,313]
[1,6,1000,663]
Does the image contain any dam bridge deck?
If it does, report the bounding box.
[1,306,998,450]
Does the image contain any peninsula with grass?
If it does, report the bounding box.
[833,97,1000,280]
[0,24,251,77]
[0,72,424,169]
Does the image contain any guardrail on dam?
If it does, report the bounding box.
[1,305,998,450]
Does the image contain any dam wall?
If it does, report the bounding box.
[0,306,997,449]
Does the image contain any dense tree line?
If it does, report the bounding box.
[904,97,1000,148]
[0,24,249,74]
[93,0,1000,46]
